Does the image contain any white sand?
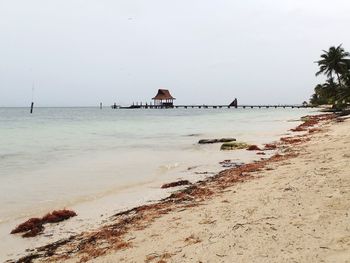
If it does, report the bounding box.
[90,119,350,263]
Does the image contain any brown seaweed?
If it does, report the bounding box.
[11,209,77,238]
[161,180,191,189]
[246,145,261,151]
[264,143,277,150]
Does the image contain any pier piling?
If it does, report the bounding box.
[30,102,34,114]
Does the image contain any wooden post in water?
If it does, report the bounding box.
[100,102,102,109]
[30,102,34,114]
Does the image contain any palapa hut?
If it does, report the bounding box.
[152,89,175,107]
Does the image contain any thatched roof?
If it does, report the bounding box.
[152,89,175,100]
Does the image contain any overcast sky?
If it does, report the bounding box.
[1,0,350,106]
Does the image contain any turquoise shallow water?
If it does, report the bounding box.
[0,107,318,223]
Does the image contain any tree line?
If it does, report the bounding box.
[310,44,350,109]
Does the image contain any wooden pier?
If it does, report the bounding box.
[111,92,312,109]
[114,104,313,109]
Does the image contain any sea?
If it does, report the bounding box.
[0,107,318,260]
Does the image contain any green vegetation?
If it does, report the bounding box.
[220,142,249,150]
[310,45,350,109]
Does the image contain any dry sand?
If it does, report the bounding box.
[89,118,350,263]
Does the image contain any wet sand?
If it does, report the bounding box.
[8,114,350,262]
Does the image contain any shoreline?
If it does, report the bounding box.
[6,112,345,262]
[0,109,313,261]
[0,107,304,227]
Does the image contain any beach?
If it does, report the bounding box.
[2,0,350,262]
[4,112,349,262]
[94,115,350,263]
[0,107,317,261]
[1,108,316,261]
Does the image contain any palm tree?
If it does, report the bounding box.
[315,44,350,86]
[322,78,338,104]
[310,84,326,105]
[338,72,350,103]
[313,79,337,105]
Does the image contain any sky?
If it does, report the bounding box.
[1,0,350,107]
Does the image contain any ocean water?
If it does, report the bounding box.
[0,107,317,225]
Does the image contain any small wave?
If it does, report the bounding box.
[159,163,180,171]
[0,153,24,160]
[183,133,202,137]
[38,199,55,203]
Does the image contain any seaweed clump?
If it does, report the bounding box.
[161,180,191,189]
[264,144,277,150]
[291,114,335,132]
[11,209,77,238]
[220,142,249,150]
[246,145,261,151]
